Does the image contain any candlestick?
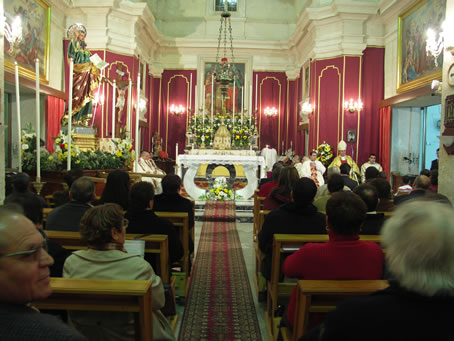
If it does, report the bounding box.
[14,62,22,172]
[35,59,41,181]
[194,86,197,128]
[233,79,236,124]
[249,84,253,125]
[189,73,192,113]
[240,86,244,126]
[134,73,140,172]
[202,86,206,127]
[255,74,258,111]
[112,80,116,139]
[127,78,132,133]
[211,74,214,116]
[67,58,73,171]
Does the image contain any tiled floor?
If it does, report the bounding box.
[175,219,269,340]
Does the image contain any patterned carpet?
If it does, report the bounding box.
[178,201,262,341]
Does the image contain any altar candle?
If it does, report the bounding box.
[134,73,140,173]
[202,86,206,126]
[127,78,132,133]
[255,74,258,111]
[282,140,284,154]
[176,143,179,162]
[249,84,253,124]
[233,79,236,124]
[14,62,22,172]
[67,58,74,171]
[211,74,214,116]
[112,80,116,139]
[290,140,293,150]
[35,59,41,181]
[194,86,197,128]
[240,86,244,125]
[189,73,192,113]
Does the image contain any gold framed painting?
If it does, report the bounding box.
[397,0,446,93]
[4,0,51,84]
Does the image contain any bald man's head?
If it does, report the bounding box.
[414,175,430,190]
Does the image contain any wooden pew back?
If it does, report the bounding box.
[45,230,170,283]
[290,279,389,340]
[33,278,153,341]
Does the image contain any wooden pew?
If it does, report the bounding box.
[33,278,153,341]
[154,211,190,297]
[254,209,271,301]
[45,231,170,284]
[253,190,266,239]
[282,279,389,341]
[266,234,382,340]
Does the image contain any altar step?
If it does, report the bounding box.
[194,199,253,223]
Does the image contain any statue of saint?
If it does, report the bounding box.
[65,23,101,126]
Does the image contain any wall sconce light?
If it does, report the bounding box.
[343,98,363,113]
[431,80,442,94]
[264,107,278,117]
[301,101,314,115]
[170,104,185,115]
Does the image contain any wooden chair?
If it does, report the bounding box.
[266,234,382,340]
[281,279,389,341]
[33,278,153,341]
[45,231,170,284]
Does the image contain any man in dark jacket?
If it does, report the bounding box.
[340,163,358,190]
[46,177,94,231]
[258,177,326,280]
[125,181,183,264]
[353,184,384,235]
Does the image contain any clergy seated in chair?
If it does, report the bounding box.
[353,184,385,235]
[137,151,165,176]
[282,191,384,330]
[46,177,95,232]
[125,181,184,264]
[301,201,454,341]
[63,204,176,341]
[258,178,326,281]
[153,174,194,253]
[263,166,299,211]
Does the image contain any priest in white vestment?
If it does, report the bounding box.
[360,153,383,183]
[260,145,277,173]
[301,150,326,186]
[137,151,165,194]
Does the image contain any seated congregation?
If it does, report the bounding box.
[1,145,453,341]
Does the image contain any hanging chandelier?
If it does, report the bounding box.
[214,1,235,97]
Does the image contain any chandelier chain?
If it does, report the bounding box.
[215,16,224,64]
[228,17,234,64]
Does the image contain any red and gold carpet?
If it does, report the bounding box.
[178,201,262,340]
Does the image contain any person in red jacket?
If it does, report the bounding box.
[282,191,384,329]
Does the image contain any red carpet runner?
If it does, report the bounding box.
[178,201,262,340]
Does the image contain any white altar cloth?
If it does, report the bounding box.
[176,154,266,200]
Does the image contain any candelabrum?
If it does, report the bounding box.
[32,181,46,196]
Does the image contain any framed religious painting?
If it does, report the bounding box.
[397,0,446,93]
[202,61,246,115]
[4,0,51,84]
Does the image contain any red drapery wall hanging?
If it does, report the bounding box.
[46,96,65,152]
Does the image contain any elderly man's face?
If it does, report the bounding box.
[339,150,346,157]
[141,152,150,161]
[0,215,54,303]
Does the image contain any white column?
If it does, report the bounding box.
[14,62,22,172]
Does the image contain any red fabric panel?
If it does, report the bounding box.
[379,106,392,179]
[359,48,385,165]
[255,72,287,154]
[46,96,65,152]
[343,56,361,160]
[161,70,197,159]
[287,79,303,155]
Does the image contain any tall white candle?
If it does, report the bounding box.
[14,62,22,172]
[255,74,258,111]
[127,79,132,133]
[134,74,140,172]
[189,73,192,114]
[35,59,41,181]
[67,58,73,171]
[211,74,214,116]
[232,80,236,124]
[202,86,206,125]
[240,86,244,125]
[176,143,179,162]
[249,84,253,124]
[112,80,116,139]
[194,86,197,128]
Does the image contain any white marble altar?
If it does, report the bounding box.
[176,153,265,200]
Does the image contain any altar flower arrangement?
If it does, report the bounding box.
[316,141,334,166]
[112,131,135,168]
[53,129,80,165]
[21,123,59,171]
[203,177,235,201]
